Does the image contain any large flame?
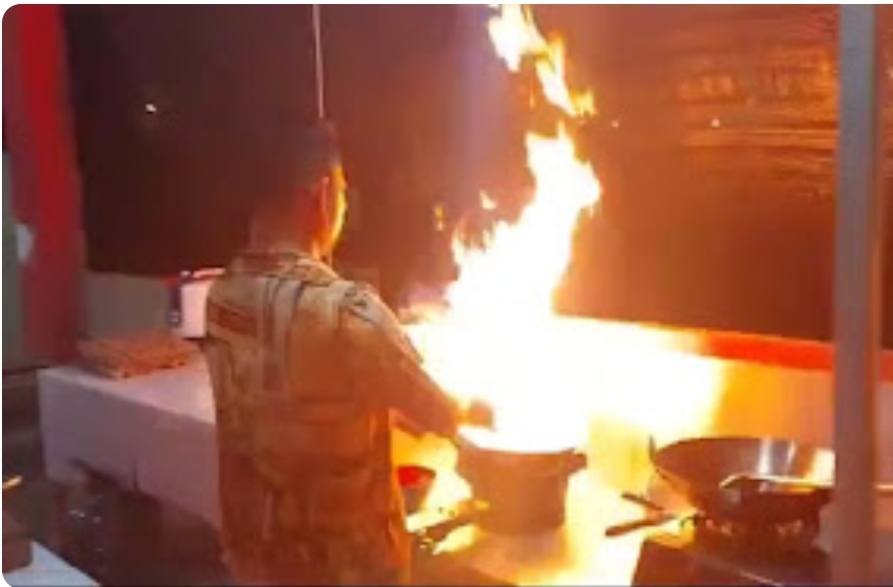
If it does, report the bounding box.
[436,4,600,447]
[446,4,598,328]
[403,6,726,583]
[446,126,599,324]
[487,4,594,116]
[411,4,723,456]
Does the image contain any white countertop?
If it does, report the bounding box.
[37,352,893,585]
[38,359,221,527]
[40,360,215,426]
[3,543,97,587]
[38,359,660,584]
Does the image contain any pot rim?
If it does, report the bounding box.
[457,427,582,458]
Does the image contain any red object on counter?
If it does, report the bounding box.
[397,465,436,488]
[397,465,436,514]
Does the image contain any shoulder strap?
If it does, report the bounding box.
[341,283,422,363]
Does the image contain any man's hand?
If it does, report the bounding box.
[463,399,495,429]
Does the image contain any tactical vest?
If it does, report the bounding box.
[205,251,410,585]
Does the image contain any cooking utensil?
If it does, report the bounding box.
[411,499,487,552]
[605,491,679,538]
[455,430,587,534]
[620,491,665,513]
[720,472,893,496]
[649,436,836,524]
[605,513,676,538]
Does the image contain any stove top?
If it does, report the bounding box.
[633,519,893,587]
[632,527,829,586]
[686,512,822,558]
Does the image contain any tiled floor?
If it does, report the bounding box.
[6,475,232,585]
[3,370,231,586]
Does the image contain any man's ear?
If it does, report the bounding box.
[314,176,333,221]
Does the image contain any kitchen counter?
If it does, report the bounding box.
[395,431,893,586]
[395,434,670,586]
[37,317,893,583]
[3,543,98,587]
[36,359,661,585]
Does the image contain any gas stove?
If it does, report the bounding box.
[632,523,829,586]
[632,516,893,586]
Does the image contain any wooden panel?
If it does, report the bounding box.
[560,5,893,346]
[606,6,893,161]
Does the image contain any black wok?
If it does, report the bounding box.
[649,436,836,524]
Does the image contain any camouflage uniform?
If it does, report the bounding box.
[205,249,461,585]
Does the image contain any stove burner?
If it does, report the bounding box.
[685,512,822,558]
[632,530,831,586]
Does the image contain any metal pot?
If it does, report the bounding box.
[455,432,588,534]
[649,436,836,525]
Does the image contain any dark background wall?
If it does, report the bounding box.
[63,5,893,346]
[64,5,319,274]
[552,5,893,346]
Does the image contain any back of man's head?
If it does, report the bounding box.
[250,120,343,218]
[291,121,342,190]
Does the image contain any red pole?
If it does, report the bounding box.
[3,5,84,362]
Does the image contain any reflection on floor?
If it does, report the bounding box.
[3,370,230,586]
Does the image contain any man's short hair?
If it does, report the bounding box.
[291,121,342,188]
[250,120,342,216]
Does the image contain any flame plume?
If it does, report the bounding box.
[410,5,721,455]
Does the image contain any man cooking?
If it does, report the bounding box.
[204,122,491,585]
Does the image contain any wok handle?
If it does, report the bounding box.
[646,435,658,463]
[604,514,674,538]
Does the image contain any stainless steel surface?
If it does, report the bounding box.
[455,435,587,534]
[650,436,836,522]
[632,528,831,586]
[834,4,887,583]
[633,527,893,586]
[411,548,512,586]
[720,473,893,497]
[396,430,661,585]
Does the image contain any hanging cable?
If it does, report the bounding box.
[311,4,335,266]
[311,4,326,120]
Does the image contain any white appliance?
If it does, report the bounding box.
[82,269,222,340]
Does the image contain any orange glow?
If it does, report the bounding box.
[447,125,599,326]
[414,4,602,449]
[479,192,497,211]
[487,4,594,116]
[409,5,726,539]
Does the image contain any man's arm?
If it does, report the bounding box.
[339,284,465,439]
